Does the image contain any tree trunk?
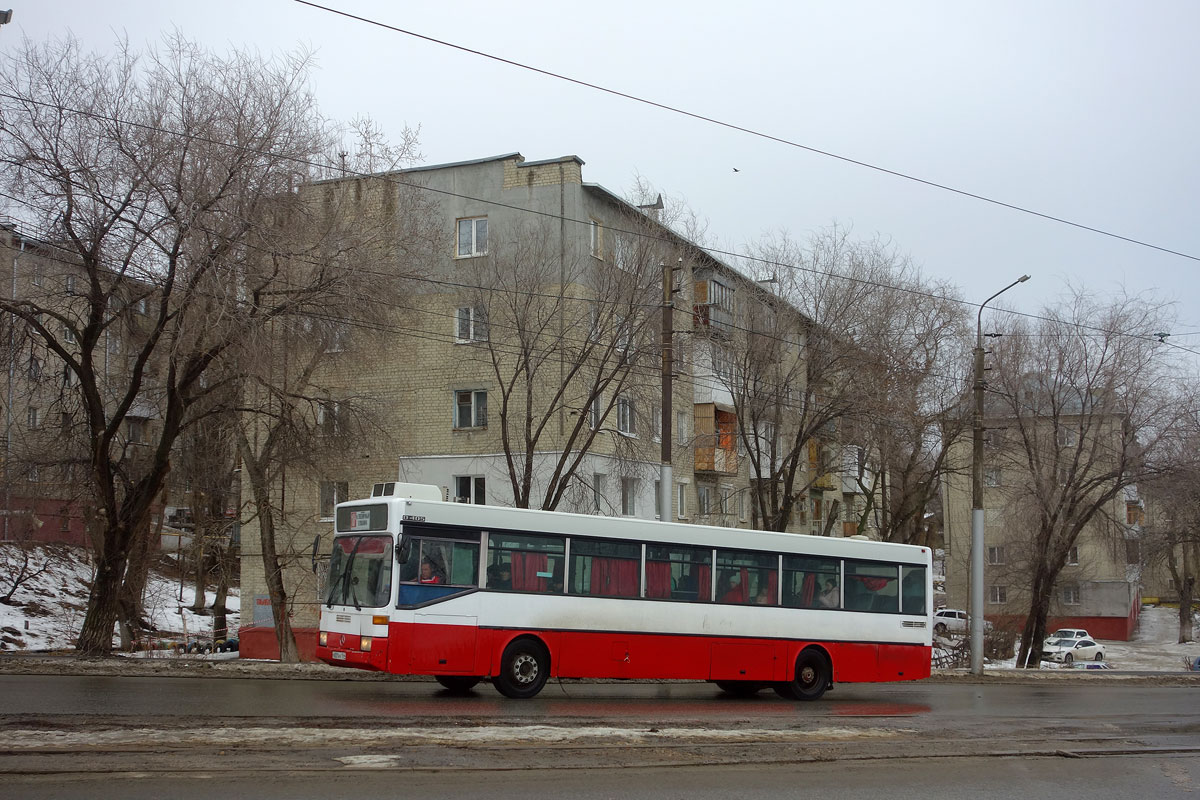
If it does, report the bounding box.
[211,548,230,643]
[257,506,299,662]
[1017,566,1055,668]
[1181,574,1195,645]
[77,543,127,656]
[119,514,158,641]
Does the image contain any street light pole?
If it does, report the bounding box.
[970,274,1029,675]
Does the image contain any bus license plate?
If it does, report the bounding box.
[332,651,346,660]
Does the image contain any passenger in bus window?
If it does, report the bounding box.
[755,586,773,605]
[718,571,744,603]
[487,564,512,590]
[819,578,839,608]
[419,558,444,585]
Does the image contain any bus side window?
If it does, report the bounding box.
[901,565,926,615]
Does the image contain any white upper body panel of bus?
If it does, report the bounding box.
[335,490,929,566]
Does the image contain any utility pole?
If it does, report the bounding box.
[660,261,673,522]
[970,274,1029,675]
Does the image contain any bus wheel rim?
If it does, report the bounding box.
[513,653,539,684]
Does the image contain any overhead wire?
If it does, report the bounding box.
[294,0,1200,265]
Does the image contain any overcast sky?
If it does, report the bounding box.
[11,1,1200,350]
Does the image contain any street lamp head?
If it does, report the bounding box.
[1017,275,1030,283]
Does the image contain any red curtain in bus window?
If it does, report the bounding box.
[801,573,817,606]
[851,575,892,592]
[645,561,672,598]
[767,571,778,599]
[511,552,548,591]
[697,566,712,601]
[590,558,639,597]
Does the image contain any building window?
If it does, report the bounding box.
[620,477,636,516]
[654,479,662,519]
[987,545,1005,565]
[453,390,488,429]
[62,326,76,345]
[27,407,38,430]
[63,365,78,387]
[677,411,688,444]
[989,585,1007,604]
[1126,503,1142,525]
[65,275,77,295]
[651,404,662,442]
[984,468,1002,487]
[589,218,603,259]
[319,480,349,519]
[720,485,734,516]
[456,306,488,342]
[31,266,43,287]
[126,418,145,444]
[592,473,606,513]
[457,216,488,257]
[318,401,340,436]
[588,395,602,430]
[1066,546,1079,566]
[616,396,636,436]
[1061,584,1080,605]
[1057,427,1078,448]
[697,486,713,516]
[27,466,38,483]
[709,280,734,311]
[453,475,486,505]
[677,482,688,519]
[1125,539,1140,565]
[27,356,40,379]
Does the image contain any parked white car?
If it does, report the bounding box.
[1043,628,1091,647]
[1043,637,1105,664]
[933,608,992,636]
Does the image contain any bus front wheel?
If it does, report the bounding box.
[435,675,482,692]
[492,639,550,699]
[774,650,831,701]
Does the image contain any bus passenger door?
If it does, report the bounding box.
[412,613,478,674]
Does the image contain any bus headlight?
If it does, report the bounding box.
[319,631,328,647]
[360,637,372,652]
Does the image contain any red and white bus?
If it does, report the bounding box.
[316,482,932,699]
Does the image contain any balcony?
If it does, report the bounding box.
[694,405,738,475]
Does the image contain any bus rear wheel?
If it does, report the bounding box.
[714,680,766,697]
[774,650,831,701]
[492,639,550,699]
[435,676,482,692]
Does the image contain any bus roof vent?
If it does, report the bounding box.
[371,482,442,501]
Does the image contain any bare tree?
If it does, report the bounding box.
[982,291,1188,667]
[458,216,664,510]
[731,225,928,533]
[1140,426,1200,644]
[841,270,970,544]
[232,139,436,661]
[0,34,366,655]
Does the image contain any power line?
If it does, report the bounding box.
[294,0,1200,265]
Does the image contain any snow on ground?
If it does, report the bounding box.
[0,542,239,653]
[975,604,1200,672]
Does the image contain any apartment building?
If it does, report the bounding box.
[941,415,1143,640]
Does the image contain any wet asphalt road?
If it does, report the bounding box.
[1,674,1198,798]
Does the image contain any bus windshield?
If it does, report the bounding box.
[326,534,394,609]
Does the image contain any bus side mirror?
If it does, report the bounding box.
[311,534,321,574]
[397,538,411,564]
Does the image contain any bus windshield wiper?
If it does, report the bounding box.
[327,536,366,608]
